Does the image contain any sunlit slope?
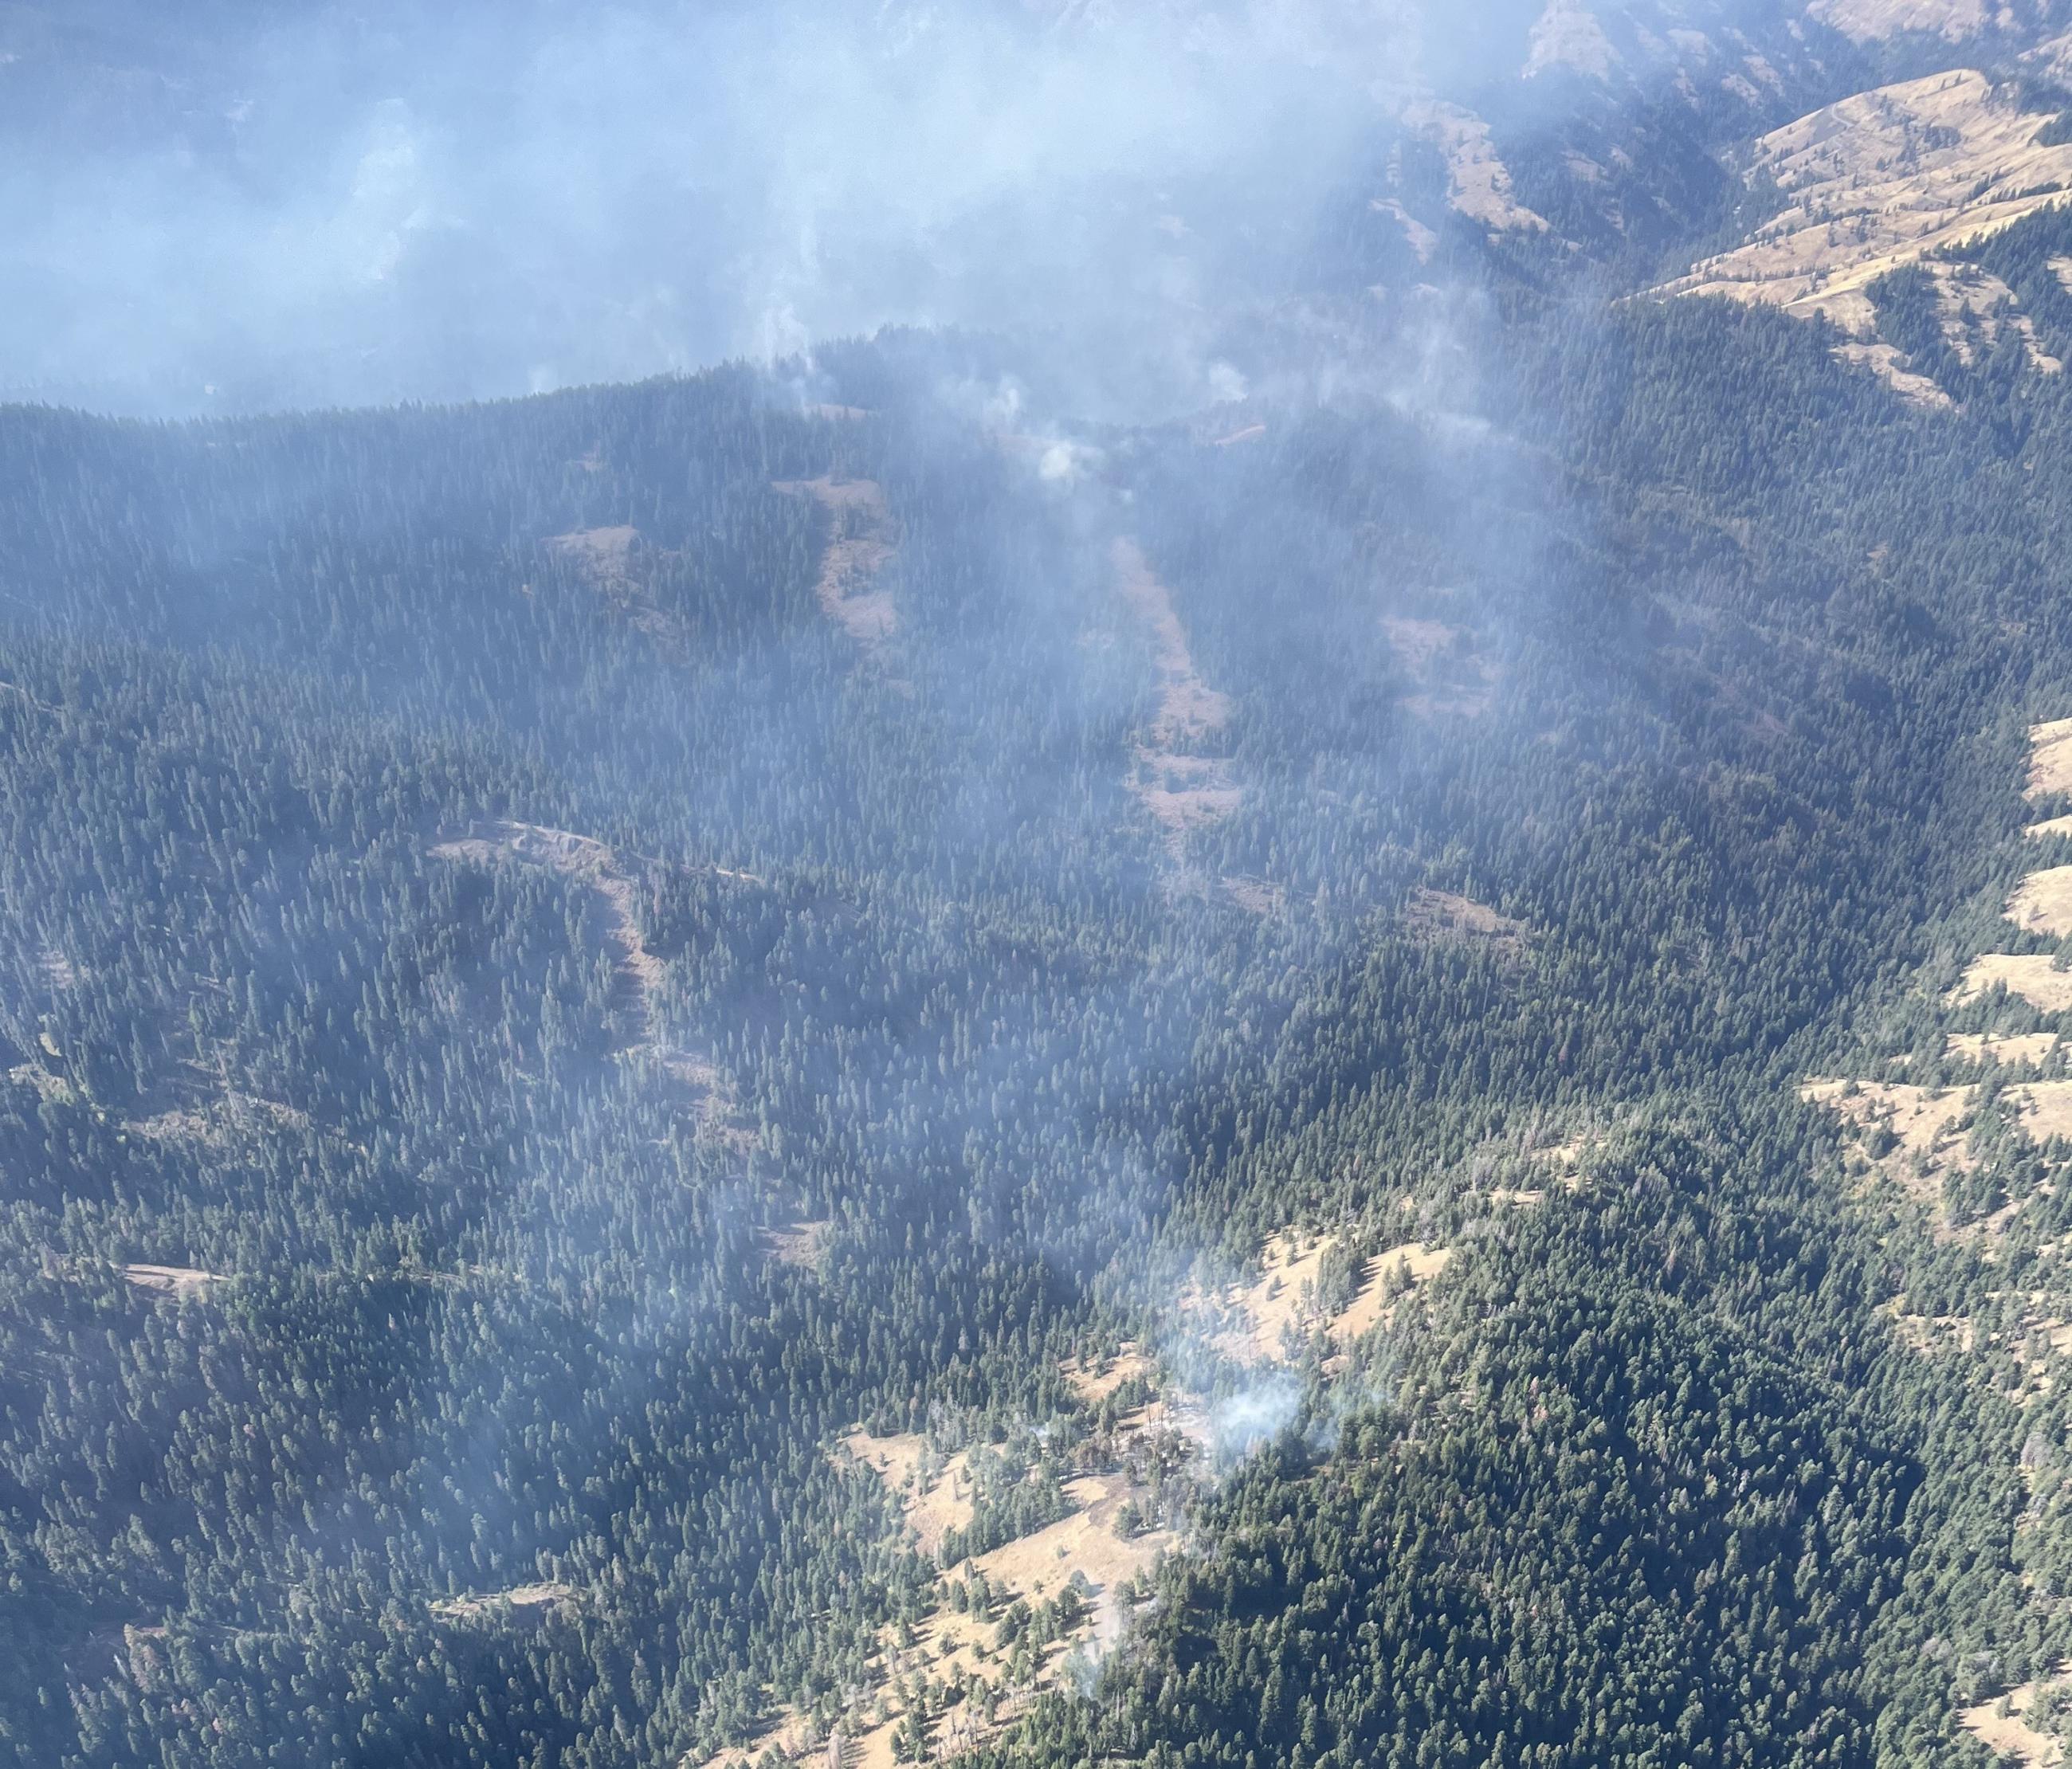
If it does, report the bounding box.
[1664,69,2072,317]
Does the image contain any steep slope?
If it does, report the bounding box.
[1659,65,2072,394]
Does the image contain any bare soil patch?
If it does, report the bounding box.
[774,477,898,648]
[1112,538,1243,865]
[1407,888,1531,951]
[430,822,750,1141]
[430,1583,577,1623]
[121,1263,222,1300]
[759,1218,830,1273]
[1383,616,1501,719]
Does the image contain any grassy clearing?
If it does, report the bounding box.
[774,477,898,648]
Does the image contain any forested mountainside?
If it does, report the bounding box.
[0,281,2067,1769]
[27,6,2072,1769]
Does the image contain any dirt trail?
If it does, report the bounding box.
[430,821,751,1138]
[774,477,898,647]
[1112,539,1242,863]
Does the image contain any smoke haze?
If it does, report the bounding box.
[0,0,1599,416]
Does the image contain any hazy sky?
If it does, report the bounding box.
[0,0,1580,416]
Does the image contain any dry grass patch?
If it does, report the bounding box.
[1891,1308,1980,1355]
[1222,875,1288,917]
[1401,101,1551,234]
[2034,719,2072,799]
[774,477,898,648]
[1831,339,1955,406]
[430,822,751,1142]
[2008,865,2072,937]
[1328,1244,1452,1348]
[1801,1077,1972,1151]
[1063,1347,1155,1406]
[121,1264,222,1300]
[1524,0,1617,79]
[10,1063,73,1105]
[1956,955,2072,1013]
[1112,538,1242,861]
[759,1218,830,1273]
[547,524,639,587]
[2008,1081,2072,1143]
[128,1091,311,1151]
[1204,1232,1336,1363]
[1948,1031,2062,1065]
[802,1402,1189,1767]
[1659,70,2072,368]
[1407,888,1531,953]
[430,1582,576,1622]
[1959,1662,2070,1766]
[1383,616,1501,719]
[1809,0,1988,42]
[840,1430,975,1559]
[1371,197,1438,263]
[1933,263,2063,372]
[1803,1079,1976,1183]
[1113,539,1230,747]
[684,1710,819,1769]
[1190,1233,1450,1365]
[545,526,697,650]
[962,1471,1172,1635]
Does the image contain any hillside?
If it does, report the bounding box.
[22,6,2072,1769]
